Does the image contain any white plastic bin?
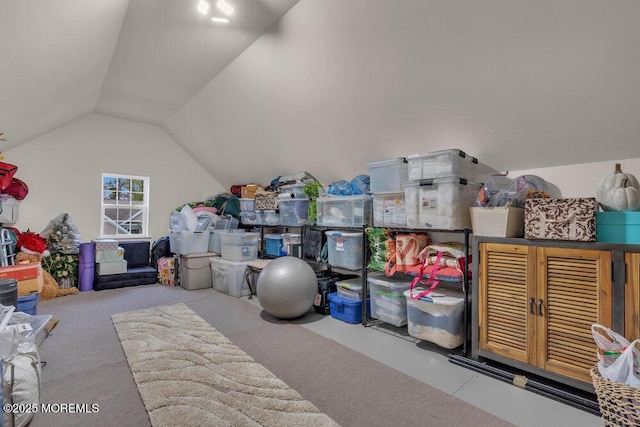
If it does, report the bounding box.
[209,229,245,253]
[335,278,364,302]
[169,230,210,255]
[368,275,413,327]
[403,287,465,349]
[209,257,251,297]
[406,149,478,181]
[220,231,259,262]
[239,198,255,212]
[372,192,406,227]
[325,231,363,270]
[316,195,372,227]
[404,178,481,230]
[282,233,302,257]
[367,158,408,193]
[279,183,307,199]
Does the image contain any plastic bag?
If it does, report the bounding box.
[40,213,82,254]
[476,173,512,207]
[350,174,370,195]
[476,174,551,208]
[327,180,352,196]
[592,324,640,387]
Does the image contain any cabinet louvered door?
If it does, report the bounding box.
[536,247,612,383]
[625,252,640,341]
[478,243,536,364]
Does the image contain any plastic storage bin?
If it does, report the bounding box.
[220,232,259,262]
[169,230,210,255]
[279,183,307,199]
[325,231,363,270]
[239,198,255,212]
[17,293,39,315]
[180,253,217,290]
[403,288,465,349]
[368,275,413,327]
[335,278,364,302]
[327,292,370,324]
[264,234,284,257]
[373,192,406,227]
[404,178,481,229]
[213,215,239,230]
[279,197,309,226]
[209,257,251,297]
[209,229,245,253]
[367,158,408,193]
[406,149,478,181]
[316,195,372,227]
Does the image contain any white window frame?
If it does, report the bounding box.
[100,173,150,238]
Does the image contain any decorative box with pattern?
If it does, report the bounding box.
[524,197,596,242]
[254,193,279,211]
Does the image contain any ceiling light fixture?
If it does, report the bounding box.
[211,16,230,24]
[216,0,234,16]
[197,0,210,15]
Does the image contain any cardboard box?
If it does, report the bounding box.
[96,260,127,275]
[92,239,119,251]
[241,184,259,199]
[470,207,525,237]
[0,262,42,281]
[596,211,640,244]
[18,276,44,296]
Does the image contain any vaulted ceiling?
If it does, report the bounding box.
[0,0,299,151]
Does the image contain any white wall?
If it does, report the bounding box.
[5,114,225,241]
[166,0,640,192]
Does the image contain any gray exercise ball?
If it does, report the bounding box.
[257,256,318,319]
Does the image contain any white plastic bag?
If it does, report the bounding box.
[592,324,631,368]
[598,340,640,388]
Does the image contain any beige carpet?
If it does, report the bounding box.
[112,303,339,427]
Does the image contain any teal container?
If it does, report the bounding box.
[596,211,640,244]
[17,294,39,315]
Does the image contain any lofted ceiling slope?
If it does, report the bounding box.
[0,0,299,150]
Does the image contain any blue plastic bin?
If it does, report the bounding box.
[327,292,369,324]
[17,293,39,315]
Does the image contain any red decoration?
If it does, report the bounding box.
[17,231,47,254]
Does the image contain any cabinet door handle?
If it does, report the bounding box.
[538,299,544,316]
[529,297,535,314]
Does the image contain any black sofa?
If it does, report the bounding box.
[93,241,158,291]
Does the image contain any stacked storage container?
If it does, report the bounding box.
[367,158,408,228]
[92,239,127,276]
[404,149,481,230]
[239,193,280,226]
[279,183,309,226]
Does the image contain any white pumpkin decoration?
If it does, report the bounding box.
[596,163,640,211]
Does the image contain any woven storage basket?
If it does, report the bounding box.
[591,365,640,426]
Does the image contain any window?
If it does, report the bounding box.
[101,173,149,237]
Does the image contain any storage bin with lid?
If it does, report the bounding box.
[169,230,210,255]
[264,234,284,257]
[279,183,307,199]
[209,229,245,253]
[373,192,406,227]
[209,257,251,297]
[404,178,481,230]
[367,157,408,193]
[316,195,372,227]
[240,211,258,225]
[263,210,280,225]
[282,233,301,257]
[279,196,309,226]
[327,292,370,324]
[239,198,255,212]
[406,149,478,181]
[180,252,217,290]
[335,277,365,302]
[368,275,413,327]
[403,287,465,349]
[220,231,259,262]
[325,231,363,270]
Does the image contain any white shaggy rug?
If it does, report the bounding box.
[112,303,339,427]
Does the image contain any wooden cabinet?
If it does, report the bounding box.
[478,242,612,384]
[626,252,640,341]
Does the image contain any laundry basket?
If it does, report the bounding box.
[590,365,640,426]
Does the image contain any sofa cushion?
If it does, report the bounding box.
[120,241,151,268]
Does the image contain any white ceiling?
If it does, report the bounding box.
[0,0,299,151]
